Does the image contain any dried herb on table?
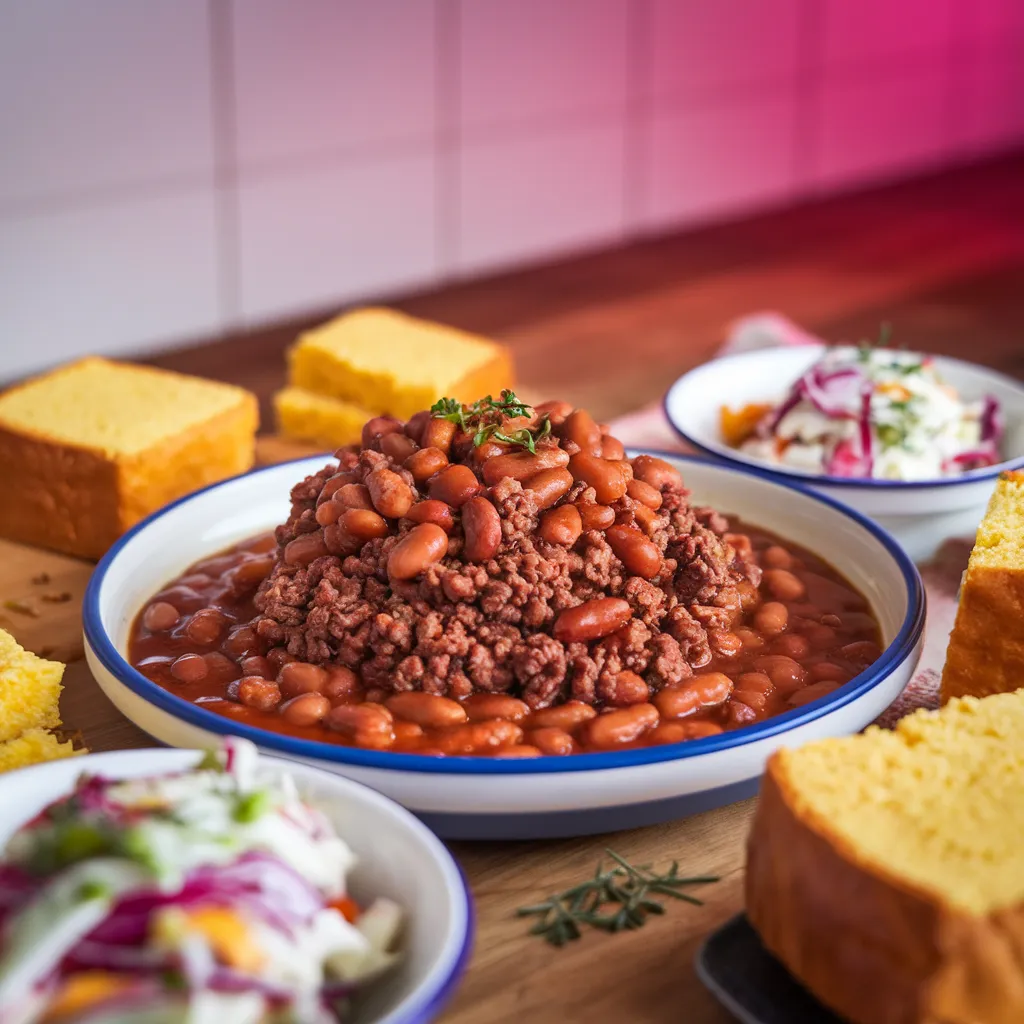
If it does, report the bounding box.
[41,592,73,604]
[3,598,40,618]
[430,390,551,454]
[516,849,719,947]
[31,572,52,585]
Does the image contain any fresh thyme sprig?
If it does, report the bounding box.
[429,390,550,453]
[516,849,719,947]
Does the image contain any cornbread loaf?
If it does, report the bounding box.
[942,470,1024,703]
[273,386,373,449]
[0,727,77,773]
[0,357,258,558]
[286,307,514,421]
[0,627,62,744]
[746,692,1024,1024]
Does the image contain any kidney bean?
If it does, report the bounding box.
[404,499,455,533]
[461,693,529,722]
[280,693,331,726]
[763,569,806,602]
[539,505,583,547]
[169,652,208,683]
[393,720,424,743]
[631,455,682,490]
[585,704,659,748]
[527,701,598,731]
[436,720,523,755]
[632,504,658,535]
[278,661,327,699]
[461,496,502,561]
[380,431,418,461]
[809,662,847,683]
[626,479,662,510]
[761,545,793,569]
[754,601,789,636]
[317,472,355,505]
[576,503,616,531]
[238,678,282,711]
[388,523,449,580]
[734,627,765,651]
[362,416,404,448]
[530,727,576,756]
[421,417,457,455]
[429,464,483,507]
[772,633,811,660]
[240,655,274,679]
[323,666,362,704]
[325,703,395,749]
[753,655,807,695]
[788,680,840,706]
[367,467,414,519]
[601,436,626,460]
[607,670,650,706]
[654,673,733,718]
[554,598,632,642]
[568,453,628,503]
[339,508,389,544]
[405,410,431,444]
[386,691,468,728]
[405,447,449,484]
[143,601,179,632]
[605,524,662,579]
[524,467,574,509]
[726,699,759,726]
[334,483,374,511]
[533,399,574,425]
[839,640,882,669]
[482,448,570,486]
[284,531,328,566]
[736,671,774,695]
[559,409,603,456]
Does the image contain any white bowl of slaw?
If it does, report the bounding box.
[665,345,1024,561]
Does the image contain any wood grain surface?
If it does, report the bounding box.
[1,153,1023,1023]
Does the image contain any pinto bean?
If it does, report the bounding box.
[429,464,483,507]
[472,440,510,464]
[240,655,274,679]
[495,746,542,758]
[753,655,807,695]
[404,499,455,533]
[436,720,523,755]
[755,602,789,636]
[325,703,395,749]
[393,720,424,743]
[650,720,724,744]
[386,691,468,727]
[601,436,626,460]
[170,653,208,683]
[809,662,848,683]
[388,523,449,580]
[405,410,431,444]
[284,531,328,566]
[735,671,774,695]
[278,661,328,699]
[553,598,632,642]
[461,496,502,561]
[533,399,574,425]
[339,508,389,544]
[576,503,616,530]
[482,448,571,486]
[626,479,663,509]
[654,673,734,718]
[332,483,374,512]
[526,702,597,731]
[761,545,793,569]
[559,409,603,456]
[143,601,179,632]
[367,467,414,518]
[405,447,449,484]
[771,633,810,660]
[421,417,457,455]
[238,678,282,711]
[380,432,418,461]
[631,503,658,535]
[568,453,628,503]
[315,501,341,526]
[280,693,331,727]
[585,704,659,748]
[631,455,682,490]
[538,505,583,546]
[317,472,355,505]
[523,467,574,509]
[607,670,650,705]
[323,666,363,704]
[788,680,840,706]
[763,569,806,602]
[530,727,576,755]
[461,693,529,722]
[323,521,359,556]
[839,640,882,669]
[362,416,403,448]
[184,608,226,645]
[605,523,662,579]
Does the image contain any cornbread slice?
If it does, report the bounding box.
[0,357,258,558]
[287,307,514,420]
[0,728,79,774]
[0,628,63,743]
[747,692,1024,1024]
[273,386,372,449]
[942,470,1024,703]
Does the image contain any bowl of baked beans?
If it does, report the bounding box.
[83,396,924,840]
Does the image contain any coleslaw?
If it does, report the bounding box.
[0,741,402,1023]
[721,346,1003,480]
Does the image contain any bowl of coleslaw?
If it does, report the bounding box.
[0,741,472,1024]
[665,344,1024,560]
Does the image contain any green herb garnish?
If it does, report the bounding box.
[430,390,550,453]
[856,321,895,361]
[233,789,271,823]
[516,849,718,947]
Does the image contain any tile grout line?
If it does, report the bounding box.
[435,0,461,279]
[623,0,650,236]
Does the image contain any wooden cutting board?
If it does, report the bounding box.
[0,437,748,1024]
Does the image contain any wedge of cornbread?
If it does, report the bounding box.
[747,692,1024,1024]
[0,728,77,774]
[0,357,258,558]
[0,627,63,744]
[273,386,372,449]
[285,307,515,421]
[942,470,1024,703]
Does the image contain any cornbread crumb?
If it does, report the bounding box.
[273,386,372,449]
[942,470,1024,702]
[0,627,63,743]
[0,728,79,774]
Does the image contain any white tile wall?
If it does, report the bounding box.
[0,0,1023,378]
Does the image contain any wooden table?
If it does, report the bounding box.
[3,152,1024,1023]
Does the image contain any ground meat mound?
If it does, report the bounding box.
[253,410,758,709]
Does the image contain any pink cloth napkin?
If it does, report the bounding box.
[608,313,969,727]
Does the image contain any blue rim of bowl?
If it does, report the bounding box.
[83,451,925,775]
[663,348,1024,490]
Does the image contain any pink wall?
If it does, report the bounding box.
[1,0,1022,377]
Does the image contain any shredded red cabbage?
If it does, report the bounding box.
[797,364,867,419]
[981,394,1003,446]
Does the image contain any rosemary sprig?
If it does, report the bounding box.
[516,849,718,947]
[430,390,550,453]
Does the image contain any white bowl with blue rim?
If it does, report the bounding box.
[83,453,924,841]
[0,747,472,1024]
[664,345,1024,562]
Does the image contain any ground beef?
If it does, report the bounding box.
[253,414,756,710]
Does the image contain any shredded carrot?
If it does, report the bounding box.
[720,403,773,447]
[329,896,361,923]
